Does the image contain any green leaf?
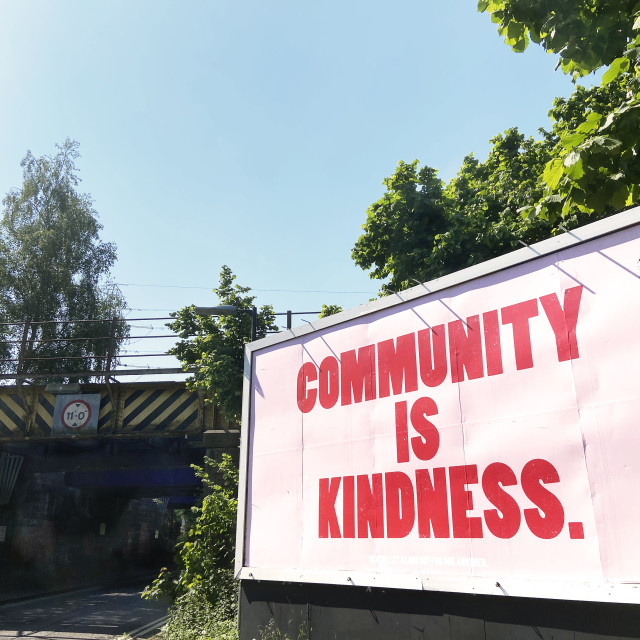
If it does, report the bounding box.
[543,157,565,190]
[601,57,630,85]
[563,150,581,167]
[589,135,623,153]
[506,21,524,40]
[511,36,528,52]
[518,205,535,220]
[576,111,603,134]
[534,203,546,220]
[560,132,588,149]
[563,152,584,180]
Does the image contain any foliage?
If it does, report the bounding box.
[318,304,343,318]
[144,453,240,639]
[478,0,637,78]
[143,454,239,608]
[528,76,637,221]
[353,128,555,292]
[163,588,238,640]
[0,139,127,381]
[478,1,640,222]
[352,161,447,292]
[168,266,277,423]
[353,56,639,290]
[258,619,309,640]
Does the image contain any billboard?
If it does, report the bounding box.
[236,209,640,603]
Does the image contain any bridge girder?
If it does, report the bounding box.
[0,381,230,442]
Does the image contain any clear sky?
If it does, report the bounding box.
[0,1,592,375]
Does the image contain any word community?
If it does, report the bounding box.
[297,286,583,413]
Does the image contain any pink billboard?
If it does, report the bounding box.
[236,210,640,603]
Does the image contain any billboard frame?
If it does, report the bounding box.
[235,205,640,604]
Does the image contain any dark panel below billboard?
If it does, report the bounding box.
[239,579,640,640]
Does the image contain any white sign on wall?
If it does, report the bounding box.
[52,394,101,435]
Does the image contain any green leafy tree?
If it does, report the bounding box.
[531,75,635,221]
[144,454,239,640]
[478,0,637,77]
[0,140,127,381]
[168,266,277,423]
[479,0,640,221]
[352,162,447,293]
[161,272,347,638]
[353,65,634,291]
[353,128,556,291]
[174,456,238,606]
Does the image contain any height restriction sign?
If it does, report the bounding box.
[52,394,101,435]
[62,399,92,429]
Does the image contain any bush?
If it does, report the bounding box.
[164,587,238,640]
[144,454,239,638]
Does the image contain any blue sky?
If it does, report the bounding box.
[0,1,593,373]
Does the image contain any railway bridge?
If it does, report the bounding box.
[0,379,239,498]
[0,380,239,600]
[0,380,231,442]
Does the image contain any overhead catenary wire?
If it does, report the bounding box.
[0,311,320,328]
[116,281,375,294]
[0,317,174,327]
[0,334,179,345]
[0,310,321,380]
[0,353,173,363]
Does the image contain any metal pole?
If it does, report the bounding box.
[16,321,29,378]
[105,314,118,378]
[250,306,257,342]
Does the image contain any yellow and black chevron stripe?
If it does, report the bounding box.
[31,392,55,437]
[98,394,113,429]
[121,387,200,434]
[0,393,27,438]
[0,384,203,439]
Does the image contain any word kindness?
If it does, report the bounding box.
[306,287,586,541]
[297,286,583,413]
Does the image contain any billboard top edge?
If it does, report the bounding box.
[247,205,640,353]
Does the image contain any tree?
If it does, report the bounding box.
[352,77,633,291]
[151,268,276,637]
[0,140,127,381]
[168,266,277,423]
[159,275,343,637]
[478,0,637,78]
[352,128,558,291]
[352,161,448,293]
[479,0,640,221]
[353,2,640,292]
